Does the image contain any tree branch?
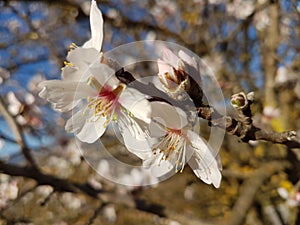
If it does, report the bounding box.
[197,105,299,148]
[0,160,100,198]
[116,69,300,148]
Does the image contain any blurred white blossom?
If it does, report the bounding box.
[278,180,300,207]
[61,193,83,210]
[6,91,43,128]
[227,0,254,20]
[103,204,117,223]
[254,9,270,31]
[0,179,18,209]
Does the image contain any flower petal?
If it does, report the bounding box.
[83,0,103,51]
[38,80,95,96]
[187,130,222,188]
[143,153,174,178]
[52,100,80,112]
[148,120,166,137]
[117,110,148,140]
[162,47,180,68]
[62,48,101,81]
[89,63,119,89]
[150,101,187,129]
[38,80,96,112]
[157,59,172,76]
[178,50,198,70]
[119,88,151,124]
[65,109,86,133]
[67,47,100,68]
[121,126,153,160]
[76,114,107,143]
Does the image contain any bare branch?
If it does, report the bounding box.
[0,160,100,198]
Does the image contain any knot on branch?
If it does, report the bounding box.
[230,92,254,140]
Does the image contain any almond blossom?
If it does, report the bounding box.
[122,101,222,188]
[39,63,151,143]
[156,47,201,101]
[39,0,152,143]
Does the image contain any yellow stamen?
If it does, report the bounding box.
[69,42,78,51]
[64,61,74,67]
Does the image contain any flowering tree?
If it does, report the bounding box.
[0,0,299,225]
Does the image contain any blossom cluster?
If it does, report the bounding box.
[38,0,222,188]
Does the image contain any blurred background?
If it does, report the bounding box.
[0,0,299,224]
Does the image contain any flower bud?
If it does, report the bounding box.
[230,92,248,110]
[157,48,191,100]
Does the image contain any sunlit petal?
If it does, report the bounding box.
[89,63,119,89]
[143,153,174,178]
[76,115,107,143]
[121,127,153,160]
[150,101,187,129]
[65,109,86,133]
[187,130,222,188]
[119,88,151,124]
[178,50,198,70]
[157,59,172,76]
[84,0,103,51]
[162,47,180,69]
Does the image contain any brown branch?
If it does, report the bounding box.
[116,69,300,148]
[86,202,107,225]
[197,105,299,148]
[0,160,100,198]
[228,161,290,225]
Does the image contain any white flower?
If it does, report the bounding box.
[227,0,254,20]
[156,48,201,101]
[39,63,151,143]
[38,1,151,143]
[123,101,222,188]
[157,48,191,99]
[62,0,103,81]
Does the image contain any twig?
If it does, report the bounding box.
[86,202,107,225]
[40,189,55,206]
[197,106,299,147]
